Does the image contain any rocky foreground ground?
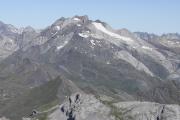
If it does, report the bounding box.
[5,93,176,120]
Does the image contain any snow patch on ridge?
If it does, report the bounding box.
[90,40,96,46]
[77,24,82,27]
[55,26,61,30]
[73,17,80,21]
[57,41,68,50]
[79,33,89,38]
[142,46,153,51]
[92,22,133,42]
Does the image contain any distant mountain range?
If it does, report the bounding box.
[0,15,180,120]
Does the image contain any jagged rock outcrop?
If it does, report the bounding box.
[49,93,115,120]
[0,117,9,120]
[114,101,180,120]
[45,94,180,120]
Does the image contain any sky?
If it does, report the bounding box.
[0,0,179,34]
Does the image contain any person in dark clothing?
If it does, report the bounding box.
[75,94,80,103]
[69,97,72,105]
[29,110,37,117]
[161,109,164,114]
[61,106,65,113]
[69,110,73,117]
[66,111,69,116]
[161,105,165,114]
[157,116,159,120]
[67,109,76,120]
[67,116,75,120]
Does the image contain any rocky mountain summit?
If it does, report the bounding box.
[0,15,180,120]
[49,93,114,120]
[20,93,180,120]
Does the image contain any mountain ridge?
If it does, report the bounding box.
[0,15,180,120]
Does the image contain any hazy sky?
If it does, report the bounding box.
[0,0,179,34]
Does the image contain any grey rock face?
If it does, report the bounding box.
[41,94,180,120]
[135,32,180,78]
[114,101,180,120]
[0,117,9,120]
[0,16,179,102]
[114,50,154,76]
[0,21,40,60]
[49,93,115,120]
[0,21,19,60]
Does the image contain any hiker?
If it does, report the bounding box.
[61,106,65,113]
[69,110,73,117]
[75,94,80,103]
[66,110,69,116]
[69,97,72,105]
[67,109,76,120]
[157,116,159,120]
[161,105,165,114]
[29,110,37,117]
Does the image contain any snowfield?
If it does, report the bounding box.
[73,17,81,21]
[57,41,69,50]
[92,22,133,42]
[78,33,89,38]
